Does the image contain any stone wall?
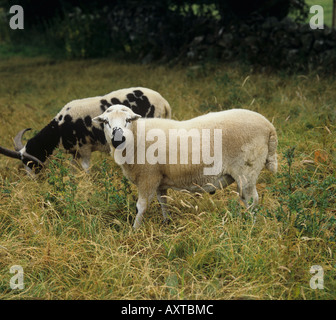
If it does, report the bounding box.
[185,17,336,73]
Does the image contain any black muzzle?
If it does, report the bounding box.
[111,127,126,149]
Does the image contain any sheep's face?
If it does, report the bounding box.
[93,105,141,149]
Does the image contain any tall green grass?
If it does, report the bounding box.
[0,57,335,299]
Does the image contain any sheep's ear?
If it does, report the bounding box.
[92,116,107,124]
[127,114,141,122]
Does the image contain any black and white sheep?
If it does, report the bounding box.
[0,87,171,173]
[93,105,278,229]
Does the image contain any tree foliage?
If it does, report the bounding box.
[0,0,308,26]
[0,0,309,61]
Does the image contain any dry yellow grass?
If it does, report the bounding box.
[0,56,335,299]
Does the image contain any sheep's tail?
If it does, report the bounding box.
[265,128,278,173]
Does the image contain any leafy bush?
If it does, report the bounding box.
[106,0,308,61]
[45,151,83,216]
[45,7,112,58]
[266,147,336,241]
[0,0,309,60]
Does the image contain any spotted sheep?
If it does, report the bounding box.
[93,105,278,229]
[0,87,171,173]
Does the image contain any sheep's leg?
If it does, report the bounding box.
[133,177,161,229]
[157,189,170,223]
[242,183,258,224]
[235,175,259,209]
[70,148,91,173]
[80,154,91,172]
[133,190,157,230]
[234,174,259,223]
[133,197,148,230]
[240,184,258,209]
[78,146,92,173]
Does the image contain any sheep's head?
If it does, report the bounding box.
[93,105,141,149]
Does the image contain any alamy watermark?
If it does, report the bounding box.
[8,5,24,30]
[309,5,324,29]
[6,4,326,31]
[9,265,24,290]
[309,265,324,290]
[112,124,223,176]
[5,264,328,292]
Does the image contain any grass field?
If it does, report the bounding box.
[0,55,335,300]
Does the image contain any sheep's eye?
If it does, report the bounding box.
[126,118,131,124]
[101,119,111,128]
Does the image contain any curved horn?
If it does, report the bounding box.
[14,128,31,151]
[0,146,21,160]
[0,146,43,167]
[22,152,44,166]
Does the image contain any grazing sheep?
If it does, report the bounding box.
[93,105,278,229]
[0,87,171,173]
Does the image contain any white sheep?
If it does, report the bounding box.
[0,87,171,173]
[93,105,278,229]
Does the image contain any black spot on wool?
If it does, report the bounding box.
[59,118,79,150]
[25,119,61,163]
[92,126,106,145]
[84,116,92,127]
[64,115,72,122]
[100,99,111,112]
[126,93,136,103]
[108,91,155,118]
[125,91,155,117]
[60,118,91,149]
[133,90,143,98]
[60,116,106,150]
[111,98,121,105]
[122,99,131,108]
